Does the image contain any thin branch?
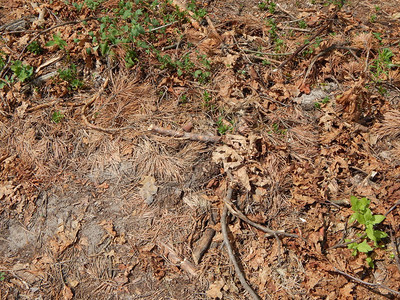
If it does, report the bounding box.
[389,230,400,273]
[148,21,178,32]
[223,195,299,238]
[221,186,261,300]
[385,199,400,217]
[275,6,344,70]
[149,125,221,143]
[333,267,400,296]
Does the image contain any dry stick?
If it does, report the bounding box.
[385,199,400,217]
[221,186,261,300]
[389,230,400,273]
[333,267,400,296]
[26,100,57,113]
[148,125,221,143]
[276,9,341,70]
[223,196,299,238]
[302,43,349,85]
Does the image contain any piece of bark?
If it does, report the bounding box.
[192,227,215,264]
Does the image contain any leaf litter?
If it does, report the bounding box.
[0,0,400,299]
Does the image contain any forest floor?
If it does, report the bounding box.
[1,0,400,299]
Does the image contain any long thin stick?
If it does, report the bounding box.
[333,267,400,296]
[276,4,344,70]
[149,125,221,143]
[221,186,261,300]
[223,196,298,238]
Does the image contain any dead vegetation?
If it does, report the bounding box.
[1,0,400,299]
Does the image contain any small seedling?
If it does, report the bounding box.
[345,196,387,267]
[27,41,43,55]
[194,70,210,83]
[11,60,33,82]
[258,0,276,13]
[298,19,307,29]
[58,64,83,89]
[0,272,4,281]
[370,48,399,81]
[45,33,67,50]
[52,111,64,123]
[314,96,330,109]
[216,116,233,135]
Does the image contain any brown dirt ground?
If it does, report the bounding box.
[1,0,400,299]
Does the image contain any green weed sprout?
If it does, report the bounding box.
[345,196,387,267]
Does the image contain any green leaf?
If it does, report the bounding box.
[347,242,358,250]
[45,40,56,47]
[365,225,376,242]
[364,208,373,223]
[359,197,370,211]
[355,213,366,225]
[366,256,374,268]
[357,240,373,253]
[371,214,385,225]
[374,230,388,241]
[349,213,357,224]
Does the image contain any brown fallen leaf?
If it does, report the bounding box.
[206,279,225,299]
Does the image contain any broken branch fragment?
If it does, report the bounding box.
[149,124,221,143]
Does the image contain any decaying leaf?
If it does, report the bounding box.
[206,279,225,299]
[138,175,158,205]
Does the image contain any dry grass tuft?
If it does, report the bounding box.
[288,125,319,160]
[91,72,156,129]
[132,139,205,183]
[375,110,400,140]
[7,113,81,180]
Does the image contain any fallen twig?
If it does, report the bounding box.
[149,124,221,143]
[333,267,400,296]
[26,100,57,113]
[389,230,400,273]
[385,199,400,217]
[158,241,198,277]
[276,5,344,70]
[223,195,299,238]
[302,43,350,85]
[221,186,261,300]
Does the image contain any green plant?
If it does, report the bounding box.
[11,60,33,82]
[370,48,399,81]
[372,32,382,42]
[52,111,64,123]
[58,64,83,89]
[267,18,278,41]
[314,96,330,108]
[0,272,4,281]
[45,33,67,50]
[194,69,211,83]
[345,196,387,267]
[216,116,233,135]
[187,0,207,19]
[84,0,105,10]
[258,0,276,13]
[179,94,188,104]
[370,14,377,23]
[298,19,307,29]
[27,41,43,54]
